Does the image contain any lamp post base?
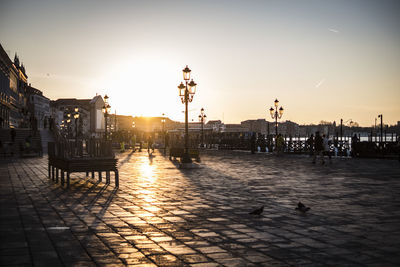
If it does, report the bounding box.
[181,153,192,163]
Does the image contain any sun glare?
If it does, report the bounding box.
[97,58,184,120]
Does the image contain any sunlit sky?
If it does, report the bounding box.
[1,0,399,126]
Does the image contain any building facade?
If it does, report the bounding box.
[26,85,50,129]
[0,43,31,128]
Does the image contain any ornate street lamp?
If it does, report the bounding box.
[178,65,197,163]
[269,98,284,145]
[74,107,80,147]
[198,108,207,148]
[60,120,65,137]
[161,113,166,133]
[161,113,166,153]
[66,113,71,139]
[102,96,111,140]
[378,114,383,143]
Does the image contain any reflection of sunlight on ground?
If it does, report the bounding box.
[136,154,159,205]
[139,158,157,183]
[116,151,195,217]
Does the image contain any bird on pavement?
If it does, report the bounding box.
[295,202,310,213]
[249,205,264,215]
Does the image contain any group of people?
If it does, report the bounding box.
[307,132,332,164]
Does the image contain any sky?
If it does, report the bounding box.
[1,0,399,126]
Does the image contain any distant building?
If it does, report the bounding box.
[0,43,30,128]
[241,119,265,135]
[0,44,11,128]
[277,120,300,136]
[26,85,50,129]
[206,120,224,132]
[132,116,178,133]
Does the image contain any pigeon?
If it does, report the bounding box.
[295,202,310,213]
[249,205,264,215]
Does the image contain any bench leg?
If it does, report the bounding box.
[86,171,89,177]
[98,172,102,182]
[115,170,119,187]
[61,171,64,186]
[48,163,51,178]
[67,172,70,187]
[106,171,110,184]
[91,171,95,179]
[56,168,59,183]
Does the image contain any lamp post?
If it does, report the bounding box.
[66,113,71,139]
[161,113,166,154]
[198,108,206,148]
[178,65,197,163]
[161,113,166,135]
[102,95,111,141]
[74,107,79,147]
[269,98,284,140]
[60,120,65,137]
[378,114,383,143]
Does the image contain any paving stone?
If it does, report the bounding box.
[1,150,400,266]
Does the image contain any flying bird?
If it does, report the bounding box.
[249,205,264,215]
[315,79,325,88]
[295,202,310,213]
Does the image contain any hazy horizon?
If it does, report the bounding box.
[1,0,399,126]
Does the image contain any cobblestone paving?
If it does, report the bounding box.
[1,150,400,266]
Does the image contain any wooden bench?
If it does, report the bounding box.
[48,141,119,187]
[169,147,200,162]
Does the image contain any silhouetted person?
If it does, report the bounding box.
[260,134,266,152]
[164,133,169,155]
[322,134,331,163]
[307,134,314,156]
[250,133,256,154]
[32,117,38,136]
[25,135,32,152]
[10,128,16,143]
[49,117,54,130]
[351,134,359,157]
[313,131,323,164]
[147,136,154,154]
[276,134,284,156]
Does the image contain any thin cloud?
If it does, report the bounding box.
[328,28,339,33]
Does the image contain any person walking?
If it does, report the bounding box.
[164,132,169,155]
[313,131,324,164]
[276,134,285,156]
[147,136,154,154]
[322,134,331,163]
[307,134,314,156]
[250,133,256,154]
[351,134,359,157]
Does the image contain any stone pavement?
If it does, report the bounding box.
[1,150,400,266]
